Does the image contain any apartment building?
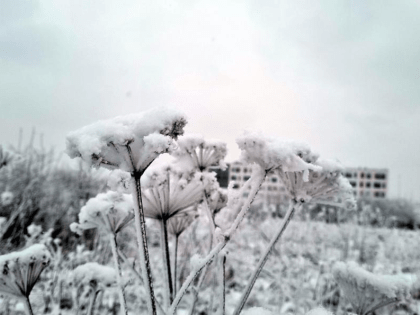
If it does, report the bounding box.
[211,162,389,203]
[343,167,388,199]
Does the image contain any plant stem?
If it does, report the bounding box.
[173,234,179,296]
[168,169,268,315]
[363,298,399,315]
[232,200,300,315]
[23,296,33,315]
[109,232,128,315]
[160,218,174,309]
[87,289,101,315]
[132,172,157,315]
[217,253,226,315]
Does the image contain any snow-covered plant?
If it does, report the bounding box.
[0,244,51,315]
[0,191,14,206]
[72,262,117,315]
[173,134,227,171]
[66,107,187,315]
[305,306,335,315]
[70,191,134,314]
[0,146,14,169]
[332,261,415,315]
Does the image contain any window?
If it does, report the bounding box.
[374,182,381,188]
[345,173,352,178]
[350,181,356,187]
[375,173,386,180]
[231,175,237,180]
[233,184,239,189]
[374,192,385,198]
[366,182,371,188]
[243,168,248,173]
[359,182,364,187]
[382,183,386,188]
[244,175,250,181]
[367,174,371,179]
[231,167,240,173]
[361,172,365,178]
[271,177,277,183]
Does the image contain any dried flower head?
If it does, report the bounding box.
[278,158,356,208]
[72,262,116,288]
[0,244,51,298]
[236,131,320,174]
[167,212,197,236]
[141,163,205,220]
[66,107,187,172]
[173,134,227,171]
[70,191,134,235]
[333,261,415,315]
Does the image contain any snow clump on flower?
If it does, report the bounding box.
[333,261,415,315]
[107,169,132,193]
[0,244,51,298]
[305,307,334,315]
[66,107,187,172]
[72,262,116,288]
[173,133,227,171]
[236,131,321,175]
[70,191,134,235]
[1,191,14,206]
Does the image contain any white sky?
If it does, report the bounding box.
[1,0,419,201]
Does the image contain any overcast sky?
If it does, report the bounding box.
[1,0,419,201]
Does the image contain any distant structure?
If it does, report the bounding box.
[343,167,388,199]
[211,162,389,203]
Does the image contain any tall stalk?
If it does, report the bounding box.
[173,234,179,296]
[131,172,157,315]
[87,289,101,315]
[232,200,301,315]
[109,231,128,315]
[217,253,226,315]
[168,170,268,315]
[160,218,174,309]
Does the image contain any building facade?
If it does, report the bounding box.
[343,167,388,199]
[212,162,389,203]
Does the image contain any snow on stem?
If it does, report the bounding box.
[23,297,33,315]
[87,288,101,315]
[217,253,227,315]
[131,171,157,315]
[168,168,268,315]
[232,200,301,315]
[173,234,179,296]
[108,231,128,315]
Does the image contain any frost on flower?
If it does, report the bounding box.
[333,261,414,315]
[0,244,51,298]
[72,262,116,288]
[236,131,320,174]
[107,169,132,193]
[66,107,187,172]
[167,212,197,236]
[71,191,134,235]
[173,133,227,171]
[141,162,205,220]
[202,172,228,215]
[305,307,334,315]
[278,158,356,208]
[1,191,14,206]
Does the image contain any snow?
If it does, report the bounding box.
[236,131,321,174]
[71,191,134,234]
[0,191,14,206]
[107,169,132,193]
[305,307,334,315]
[242,307,275,315]
[173,133,227,171]
[333,261,415,314]
[72,262,116,287]
[66,107,187,172]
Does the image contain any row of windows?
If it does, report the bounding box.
[231,167,251,173]
[231,175,277,182]
[345,172,386,180]
[349,181,386,189]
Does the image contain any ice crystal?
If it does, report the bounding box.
[333,261,414,315]
[70,191,134,235]
[173,134,227,171]
[66,107,187,172]
[0,244,51,298]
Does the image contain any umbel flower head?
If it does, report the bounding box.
[236,131,355,208]
[0,145,14,169]
[173,134,227,171]
[141,162,206,220]
[70,191,134,235]
[277,158,356,208]
[333,261,414,315]
[167,212,197,237]
[202,171,228,215]
[0,244,51,298]
[72,262,116,288]
[66,107,187,173]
